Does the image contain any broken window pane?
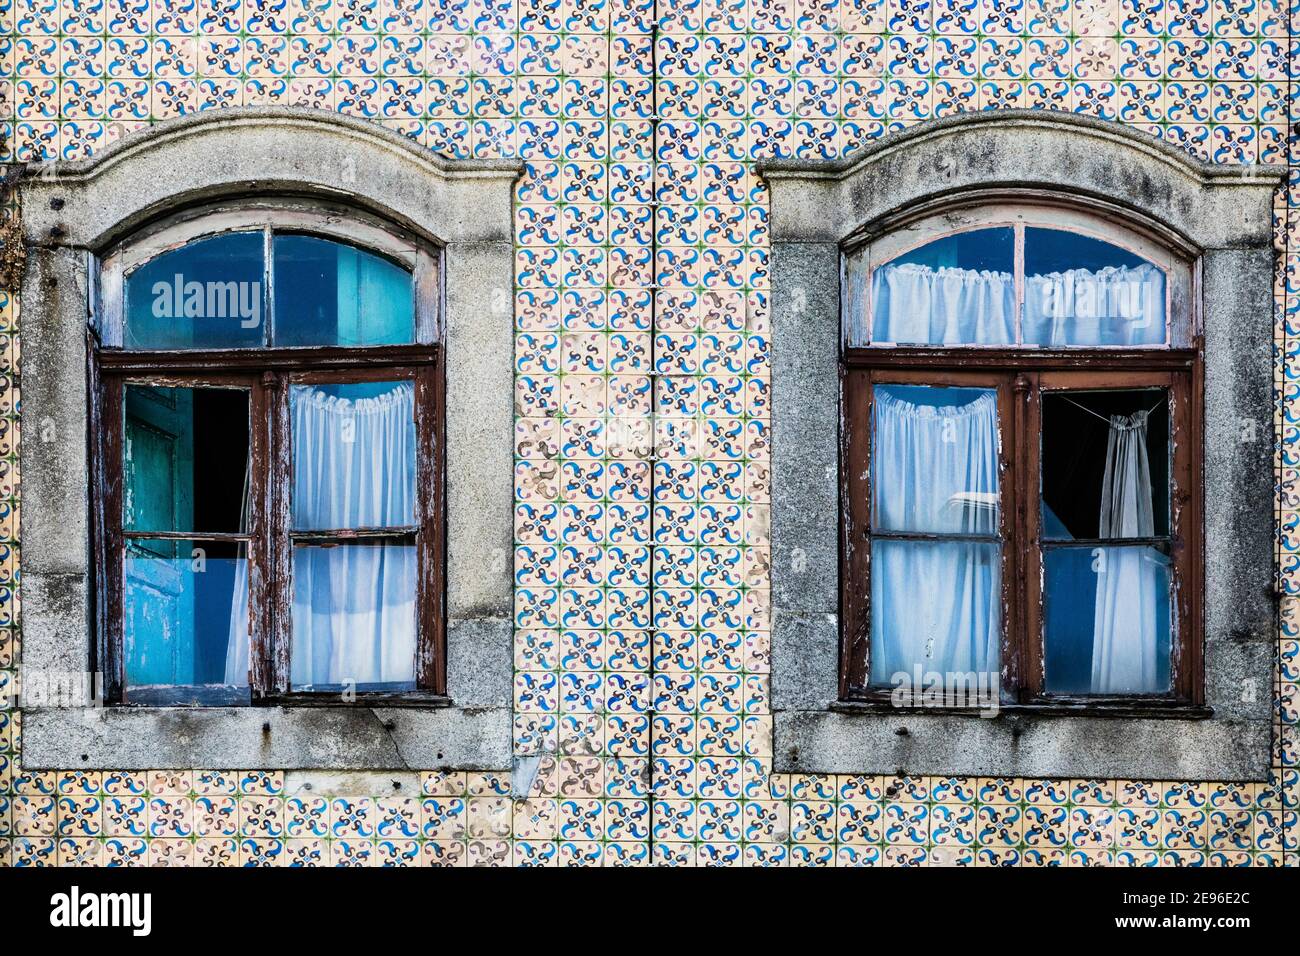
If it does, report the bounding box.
[124,386,250,534]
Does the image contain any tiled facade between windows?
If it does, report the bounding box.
[0,0,1296,865]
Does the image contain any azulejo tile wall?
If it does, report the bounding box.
[0,0,1296,866]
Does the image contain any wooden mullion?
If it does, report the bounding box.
[93,359,125,703]
[266,370,293,696]
[286,365,420,386]
[122,531,251,542]
[839,366,872,698]
[870,531,1001,543]
[1041,536,1172,549]
[1018,372,1042,702]
[97,343,438,375]
[1171,367,1201,704]
[247,375,274,697]
[416,359,447,693]
[289,528,418,542]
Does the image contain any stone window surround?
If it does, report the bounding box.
[16,107,521,770]
[759,109,1284,782]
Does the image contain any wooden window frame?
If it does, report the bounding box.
[91,209,446,708]
[838,210,1204,715]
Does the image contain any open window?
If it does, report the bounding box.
[17,109,518,770]
[95,206,444,706]
[839,204,1201,710]
[760,111,1280,781]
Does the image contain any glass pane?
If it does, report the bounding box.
[1040,390,1169,541]
[872,385,1000,534]
[273,235,414,347]
[869,538,1001,685]
[124,538,250,699]
[291,542,416,690]
[1043,545,1172,694]
[124,232,265,349]
[1023,227,1166,346]
[290,381,417,531]
[124,385,250,534]
[870,227,1014,345]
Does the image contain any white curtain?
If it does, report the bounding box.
[870,263,1015,345]
[1024,263,1165,346]
[224,382,417,688]
[869,387,1001,683]
[868,261,1165,347]
[1090,410,1168,693]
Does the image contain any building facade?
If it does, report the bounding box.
[0,0,1297,865]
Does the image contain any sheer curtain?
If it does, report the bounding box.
[869,261,1165,347]
[1024,263,1165,346]
[1090,410,1168,693]
[224,382,417,687]
[871,263,1015,345]
[869,387,1001,683]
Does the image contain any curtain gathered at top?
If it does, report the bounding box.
[1090,410,1169,693]
[1024,263,1165,347]
[868,261,1165,347]
[870,262,1016,345]
[224,382,418,688]
[869,387,1001,684]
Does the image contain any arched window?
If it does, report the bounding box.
[18,109,517,771]
[93,203,444,705]
[844,202,1192,349]
[839,200,1199,705]
[760,111,1280,781]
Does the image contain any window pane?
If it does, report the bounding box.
[1043,546,1171,694]
[872,385,1000,534]
[124,233,265,349]
[291,542,416,690]
[869,539,1001,685]
[1041,389,1173,694]
[1023,227,1166,346]
[124,385,250,534]
[273,236,414,347]
[870,227,1014,345]
[290,381,417,531]
[1041,390,1169,541]
[124,538,250,700]
[869,384,1002,686]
